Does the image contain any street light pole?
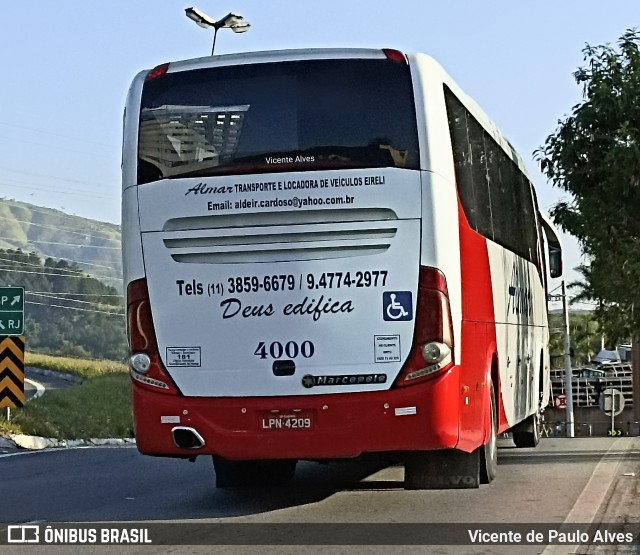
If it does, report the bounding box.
[562,280,575,437]
[212,28,219,57]
[185,7,250,55]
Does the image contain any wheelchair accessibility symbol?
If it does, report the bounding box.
[383,291,413,321]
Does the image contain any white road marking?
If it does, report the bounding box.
[25,377,46,399]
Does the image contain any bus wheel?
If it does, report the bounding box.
[512,413,541,448]
[480,383,498,483]
[404,448,480,490]
[213,457,297,488]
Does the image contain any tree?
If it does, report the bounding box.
[569,264,631,346]
[536,29,640,419]
[549,311,601,367]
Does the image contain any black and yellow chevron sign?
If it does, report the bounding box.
[0,336,25,408]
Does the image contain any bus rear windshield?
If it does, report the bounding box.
[137,58,420,184]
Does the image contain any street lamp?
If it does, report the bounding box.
[185,7,250,55]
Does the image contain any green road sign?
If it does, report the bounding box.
[0,287,24,335]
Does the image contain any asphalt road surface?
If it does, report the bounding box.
[0,437,638,554]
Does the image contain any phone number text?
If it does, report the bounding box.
[207,270,388,296]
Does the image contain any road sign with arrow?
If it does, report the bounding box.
[0,287,24,336]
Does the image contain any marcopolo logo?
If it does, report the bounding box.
[302,374,387,389]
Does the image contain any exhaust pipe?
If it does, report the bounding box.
[171,426,205,449]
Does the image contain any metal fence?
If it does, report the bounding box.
[549,364,633,407]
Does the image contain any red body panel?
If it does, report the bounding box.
[456,201,509,440]
[132,367,463,460]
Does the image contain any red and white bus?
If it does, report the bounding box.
[122,48,562,489]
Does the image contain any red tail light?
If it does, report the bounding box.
[383,48,408,64]
[127,278,179,394]
[127,279,157,353]
[145,63,170,82]
[394,267,454,387]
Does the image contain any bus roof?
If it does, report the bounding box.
[157,47,389,73]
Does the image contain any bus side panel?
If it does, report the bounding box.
[457,321,493,451]
[411,57,464,366]
[122,186,145,284]
[487,243,547,427]
[121,71,147,286]
[457,202,508,436]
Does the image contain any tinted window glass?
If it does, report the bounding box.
[444,86,539,266]
[445,89,493,238]
[138,59,420,183]
[518,172,539,266]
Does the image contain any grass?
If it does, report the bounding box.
[25,352,128,379]
[0,353,132,440]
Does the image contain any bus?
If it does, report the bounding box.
[122,48,563,489]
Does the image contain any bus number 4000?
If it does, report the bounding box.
[254,340,315,359]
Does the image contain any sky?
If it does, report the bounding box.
[1,1,639,297]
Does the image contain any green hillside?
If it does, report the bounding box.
[0,198,121,287]
[0,199,125,360]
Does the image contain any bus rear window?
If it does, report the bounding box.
[137,58,420,183]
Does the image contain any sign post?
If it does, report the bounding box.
[0,287,25,419]
[599,388,625,436]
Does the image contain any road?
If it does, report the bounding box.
[24,367,81,401]
[0,437,638,554]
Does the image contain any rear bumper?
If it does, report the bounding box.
[132,367,461,460]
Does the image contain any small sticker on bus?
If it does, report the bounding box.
[374,335,401,363]
[166,347,201,367]
[160,416,181,424]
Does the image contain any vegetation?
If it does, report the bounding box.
[25,352,127,379]
[0,355,132,440]
[548,311,604,367]
[7,373,133,440]
[536,29,640,344]
[0,202,131,440]
[0,248,127,360]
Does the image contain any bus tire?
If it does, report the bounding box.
[512,413,541,448]
[213,457,297,488]
[404,448,480,490]
[480,383,498,483]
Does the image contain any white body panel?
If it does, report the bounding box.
[137,168,422,396]
[487,243,548,424]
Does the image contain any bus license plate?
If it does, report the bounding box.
[260,412,313,431]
